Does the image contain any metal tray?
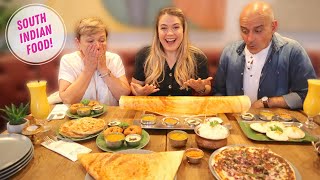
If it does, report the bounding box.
[240,112,299,122]
[133,113,223,130]
[238,120,318,142]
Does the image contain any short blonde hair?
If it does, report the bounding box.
[75,17,108,39]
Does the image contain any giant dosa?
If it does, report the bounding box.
[119,96,251,116]
[78,151,184,180]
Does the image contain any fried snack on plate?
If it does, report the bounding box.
[124,125,142,136]
[69,103,84,115]
[88,100,100,107]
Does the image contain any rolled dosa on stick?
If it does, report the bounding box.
[119,96,251,116]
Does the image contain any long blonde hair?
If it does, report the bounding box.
[144,7,204,89]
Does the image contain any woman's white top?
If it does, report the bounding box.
[58,51,125,105]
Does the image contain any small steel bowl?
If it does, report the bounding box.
[241,113,254,121]
[185,148,204,164]
[163,117,179,127]
[92,105,104,114]
[277,113,293,121]
[185,117,202,127]
[108,120,121,127]
[125,134,142,147]
[77,106,92,116]
[140,114,157,125]
[105,132,125,149]
[259,110,275,121]
[168,130,188,148]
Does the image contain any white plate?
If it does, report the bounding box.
[208,145,301,180]
[0,134,32,171]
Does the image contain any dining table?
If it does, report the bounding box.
[3,106,320,180]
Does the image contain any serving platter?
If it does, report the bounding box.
[240,112,299,122]
[56,129,102,141]
[238,120,318,142]
[208,145,301,180]
[66,105,107,119]
[133,112,223,130]
[96,130,150,152]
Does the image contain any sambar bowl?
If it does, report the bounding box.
[140,114,157,125]
[259,110,275,121]
[185,148,204,164]
[105,132,125,149]
[168,130,188,148]
[77,106,91,116]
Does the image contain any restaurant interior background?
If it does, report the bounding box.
[0,0,320,130]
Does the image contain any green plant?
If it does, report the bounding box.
[0,103,29,125]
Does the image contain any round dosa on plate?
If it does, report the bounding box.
[59,121,88,138]
[59,117,106,138]
[119,96,251,116]
[71,117,105,135]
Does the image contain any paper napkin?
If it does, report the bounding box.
[41,140,91,161]
[47,104,69,120]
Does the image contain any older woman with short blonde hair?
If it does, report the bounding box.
[58,17,130,105]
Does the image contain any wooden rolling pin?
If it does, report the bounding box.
[119,96,251,116]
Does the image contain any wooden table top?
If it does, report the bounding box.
[5,106,320,180]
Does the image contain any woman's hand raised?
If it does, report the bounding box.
[130,82,160,96]
[184,77,213,95]
[82,44,99,73]
[97,44,108,74]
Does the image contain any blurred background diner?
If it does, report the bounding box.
[0,0,320,131]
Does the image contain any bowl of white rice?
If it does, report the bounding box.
[194,123,229,149]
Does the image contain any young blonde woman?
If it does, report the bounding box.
[58,17,131,105]
[131,7,212,96]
